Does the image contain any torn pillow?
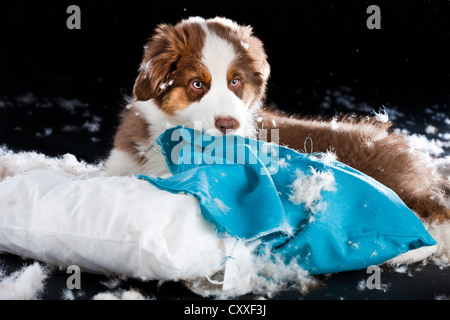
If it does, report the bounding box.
[138,126,436,274]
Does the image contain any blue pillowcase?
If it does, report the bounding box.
[138,126,436,274]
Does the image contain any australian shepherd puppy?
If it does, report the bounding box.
[105,17,450,224]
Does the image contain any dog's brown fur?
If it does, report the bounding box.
[258,108,450,223]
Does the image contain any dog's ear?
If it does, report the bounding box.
[247,35,270,87]
[245,34,270,101]
[133,24,180,101]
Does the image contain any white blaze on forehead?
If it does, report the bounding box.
[201,27,237,86]
[172,20,256,138]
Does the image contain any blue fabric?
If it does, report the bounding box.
[138,126,436,274]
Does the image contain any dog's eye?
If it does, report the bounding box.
[191,81,203,90]
[230,78,240,87]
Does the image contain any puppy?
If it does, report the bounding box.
[105,17,269,177]
[105,17,450,223]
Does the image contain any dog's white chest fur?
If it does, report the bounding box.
[106,147,169,177]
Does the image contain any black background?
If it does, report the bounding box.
[1,0,449,93]
[0,0,449,300]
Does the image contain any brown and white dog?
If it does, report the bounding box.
[105,16,450,224]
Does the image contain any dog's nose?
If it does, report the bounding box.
[215,117,238,134]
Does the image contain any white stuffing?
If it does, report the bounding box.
[0,262,48,300]
[316,150,338,165]
[356,278,390,292]
[138,59,152,72]
[92,288,149,300]
[100,277,123,290]
[289,167,337,215]
[426,125,439,135]
[159,80,174,91]
[61,288,76,300]
[187,245,319,299]
[248,252,318,298]
[0,147,101,179]
[82,121,100,132]
[427,222,450,267]
[330,117,340,131]
[278,157,289,168]
[16,92,37,105]
[356,279,367,291]
[404,133,447,157]
[373,107,390,123]
[240,40,249,50]
[393,265,408,274]
[439,133,450,141]
[60,288,85,300]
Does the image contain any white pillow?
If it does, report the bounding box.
[0,169,225,281]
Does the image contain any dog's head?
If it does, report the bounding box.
[133,17,270,137]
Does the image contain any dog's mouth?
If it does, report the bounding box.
[174,118,241,137]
